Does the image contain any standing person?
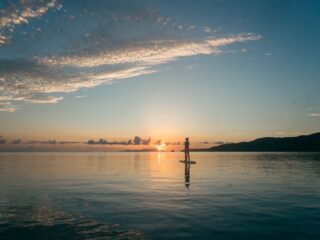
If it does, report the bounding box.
[184,137,190,162]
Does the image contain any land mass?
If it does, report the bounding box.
[203,132,320,152]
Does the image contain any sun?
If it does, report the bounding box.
[156,143,166,151]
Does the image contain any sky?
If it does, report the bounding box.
[0,0,320,150]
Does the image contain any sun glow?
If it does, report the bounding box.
[156,143,166,151]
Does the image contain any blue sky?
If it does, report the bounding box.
[0,0,320,144]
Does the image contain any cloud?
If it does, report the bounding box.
[0,1,262,112]
[309,113,320,117]
[12,139,22,144]
[0,0,61,46]
[75,95,87,99]
[59,141,79,144]
[186,64,199,70]
[0,34,260,111]
[202,26,216,33]
[40,140,56,144]
[206,33,261,46]
[0,101,17,112]
[38,33,261,68]
[86,136,151,145]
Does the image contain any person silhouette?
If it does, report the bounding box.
[184,137,190,162]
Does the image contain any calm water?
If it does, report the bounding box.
[0,152,320,239]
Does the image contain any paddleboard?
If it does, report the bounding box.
[179,160,196,164]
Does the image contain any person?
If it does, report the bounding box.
[184,137,190,162]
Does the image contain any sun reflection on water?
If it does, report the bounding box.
[158,151,161,164]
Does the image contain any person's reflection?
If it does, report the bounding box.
[184,162,190,189]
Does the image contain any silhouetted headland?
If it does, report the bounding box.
[203,132,320,152]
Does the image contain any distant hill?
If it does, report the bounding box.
[208,132,320,152]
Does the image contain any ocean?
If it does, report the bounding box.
[0,152,319,239]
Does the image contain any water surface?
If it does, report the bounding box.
[0,152,320,239]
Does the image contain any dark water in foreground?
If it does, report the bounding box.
[0,152,320,239]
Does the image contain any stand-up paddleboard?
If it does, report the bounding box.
[179,160,196,164]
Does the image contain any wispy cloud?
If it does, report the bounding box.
[186,64,199,70]
[0,101,17,112]
[309,113,320,117]
[202,26,216,33]
[75,95,87,99]
[0,1,262,112]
